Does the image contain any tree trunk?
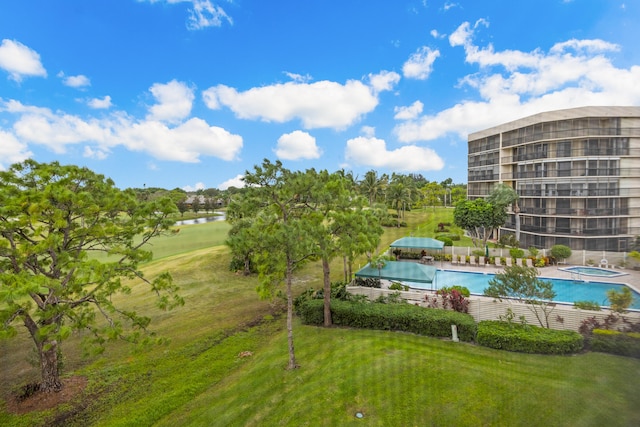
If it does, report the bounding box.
[514,202,521,242]
[244,256,251,276]
[40,341,62,392]
[285,262,298,370]
[343,256,348,283]
[23,314,62,392]
[322,257,332,327]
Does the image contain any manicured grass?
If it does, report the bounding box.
[150,325,640,426]
[139,220,231,261]
[2,208,639,426]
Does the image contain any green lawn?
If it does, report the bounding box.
[139,219,231,261]
[157,325,640,427]
[1,209,639,426]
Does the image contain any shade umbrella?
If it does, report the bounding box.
[485,244,489,258]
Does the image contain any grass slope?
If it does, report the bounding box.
[157,324,640,427]
[1,209,639,426]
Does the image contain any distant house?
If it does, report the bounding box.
[184,195,208,208]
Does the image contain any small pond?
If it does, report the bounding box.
[174,213,225,226]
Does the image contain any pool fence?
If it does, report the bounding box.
[346,286,640,332]
[405,246,639,270]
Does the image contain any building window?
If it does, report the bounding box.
[556,141,572,157]
[557,161,571,177]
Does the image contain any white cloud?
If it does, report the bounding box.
[218,174,245,190]
[61,73,91,88]
[118,117,242,162]
[147,80,194,124]
[0,39,47,81]
[141,0,232,30]
[449,19,489,49]
[0,130,32,170]
[430,29,446,39]
[394,100,424,120]
[87,95,112,109]
[274,130,321,160]
[360,126,376,138]
[443,1,459,11]
[182,182,206,192]
[345,136,444,172]
[186,0,232,30]
[396,20,640,143]
[550,38,620,54]
[448,22,472,47]
[12,109,115,153]
[83,145,109,160]
[2,99,243,162]
[284,72,313,83]
[403,47,440,80]
[368,70,401,93]
[202,75,392,129]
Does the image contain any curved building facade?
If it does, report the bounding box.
[468,106,640,251]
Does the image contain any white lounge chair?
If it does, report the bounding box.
[505,258,513,267]
[469,255,476,266]
[516,258,524,267]
[526,258,534,268]
[451,255,458,266]
[494,257,502,268]
[479,256,486,267]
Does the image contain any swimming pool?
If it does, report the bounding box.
[407,270,640,310]
[560,266,627,278]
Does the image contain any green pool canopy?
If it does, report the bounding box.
[390,237,444,250]
[355,261,437,284]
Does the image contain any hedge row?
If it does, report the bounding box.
[298,299,477,342]
[476,321,584,355]
[589,329,640,358]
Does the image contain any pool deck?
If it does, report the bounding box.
[429,260,640,294]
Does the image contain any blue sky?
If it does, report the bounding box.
[1,1,638,191]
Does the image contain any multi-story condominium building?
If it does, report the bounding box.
[467,106,640,251]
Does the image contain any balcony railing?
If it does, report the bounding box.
[501,127,640,147]
[516,207,640,216]
[500,147,640,164]
[502,224,640,237]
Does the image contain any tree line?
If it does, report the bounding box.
[128,170,468,218]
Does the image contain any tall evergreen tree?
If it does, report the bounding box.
[0,160,183,392]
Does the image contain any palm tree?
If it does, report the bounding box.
[487,183,521,241]
[387,180,411,225]
[360,170,386,207]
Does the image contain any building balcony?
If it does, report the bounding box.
[502,224,640,237]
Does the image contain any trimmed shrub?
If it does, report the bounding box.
[297,298,325,325]
[589,329,640,358]
[573,300,601,311]
[550,244,572,262]
[352,277,381,288]
[298,299,477,341]
[509,248,525,259]
[389,282,409,291]
[436,233,460,241]
[439,285,470,298]
[476,321,583,354]
[381,219,407,227]
[436,236,453,246]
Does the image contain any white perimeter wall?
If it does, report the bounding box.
[347,286,640,332]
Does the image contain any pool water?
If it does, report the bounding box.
[408,270,640,310]
[560,266,627,278]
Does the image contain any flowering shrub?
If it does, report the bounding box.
[433,286,471,313]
